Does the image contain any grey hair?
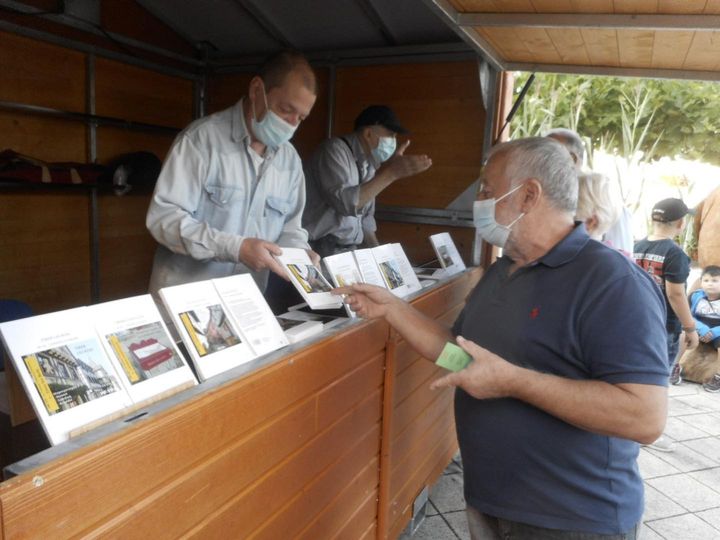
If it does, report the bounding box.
[545,127,585,167]
[487,137,578,213]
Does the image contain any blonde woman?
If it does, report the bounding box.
[576,172,622,246]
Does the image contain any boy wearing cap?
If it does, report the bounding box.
[303,105,432,257]
[634,198,699,451]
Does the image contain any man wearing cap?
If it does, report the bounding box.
[634,198,699,448]
[303,105,432,257]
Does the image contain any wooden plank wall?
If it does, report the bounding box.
[0,30,191,314]
[332,62,484,266]
[0,318,387,539]
[380,271,481,539]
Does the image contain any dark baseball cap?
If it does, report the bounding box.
[354,105,409,134]
[651,198,691,222]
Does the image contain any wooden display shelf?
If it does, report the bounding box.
[0,268,481,539]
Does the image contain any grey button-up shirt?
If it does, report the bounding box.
[302,132,377,245]
[146,99,309,295]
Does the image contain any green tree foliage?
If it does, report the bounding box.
[510,73,720,166]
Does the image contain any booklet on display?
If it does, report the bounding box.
[90,295,198,404]
[0,307,132,445]
[213,273,289,356]
[322,251,364,318]
[370,243,422,298]
[275,316,324,344]
[352,248,388,288]
[429,232,466,276]
[275,248,343,309]
[159,280,255,381]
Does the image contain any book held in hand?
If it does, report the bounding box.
[275,248,343,309]
[0,307,132,445]
[429,232,466,276]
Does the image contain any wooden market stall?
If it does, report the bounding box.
[2,0,720,538]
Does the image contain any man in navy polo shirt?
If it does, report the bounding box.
[339,137,668,539]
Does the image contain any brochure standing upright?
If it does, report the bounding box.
[89,295,198,404]
[429,232,466,276]
[159,280,255,381]
[0,307,132,445]
[371,243,422,297]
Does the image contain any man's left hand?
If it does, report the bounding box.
[429,336,519,399]
[307,249,321,267]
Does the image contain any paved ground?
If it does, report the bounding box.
[399,380,720,540]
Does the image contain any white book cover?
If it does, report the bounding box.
[213,273,289,357]
[371,243,422,298]
[429,232,466,275]
[275,247,343,309]
[89,295,197,404]
[0,307,132,445]
[322,251,364,318]
[159,280,255,381]
[352,248,388,288]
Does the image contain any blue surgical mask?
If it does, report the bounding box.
[371,136,396,166]
[472,183,526,248]
[251,83,298,150]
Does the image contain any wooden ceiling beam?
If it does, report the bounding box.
[457,13,720,31]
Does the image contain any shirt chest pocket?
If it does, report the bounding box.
[262,195,292,241]
[205,183,243,207]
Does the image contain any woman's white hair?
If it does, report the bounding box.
[576,172,620,237]
[487,137,578,213]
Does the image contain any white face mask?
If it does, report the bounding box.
[473,183,526,248]
[371,136,396,165]
[251,82,298,150]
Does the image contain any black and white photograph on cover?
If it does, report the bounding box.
[180,305,241,357]
[22,340,121,416]
[105,322,184,384]
[287,263,333,293]
[379,260,405,290]
[437,244,454,268]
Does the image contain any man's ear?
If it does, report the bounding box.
[520,178,542,212]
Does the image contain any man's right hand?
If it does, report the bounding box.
[685,329,700,350]
[333,283,401,320]
[238,238,289,280]
[380,140,432,181]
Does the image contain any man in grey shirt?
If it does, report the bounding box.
[146,51,319,296]
[303,106,432,257]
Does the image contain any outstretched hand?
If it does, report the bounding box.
[430,336,519,399]
[333,282,400,320]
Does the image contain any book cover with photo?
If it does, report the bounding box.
[323,251,364,318]
[0,307,132,445]
[159,280,256,381]
[90,295,197,404]
[275,248,343,309]
[371,244,422,298]
[213,273,289,357]
[429,232,466,275]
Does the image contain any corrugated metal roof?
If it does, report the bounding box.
[135,0,462,59]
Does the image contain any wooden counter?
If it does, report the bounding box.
[0,269,481,540]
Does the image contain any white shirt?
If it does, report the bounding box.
[146,99,309,295]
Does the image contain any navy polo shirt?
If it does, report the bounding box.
[452,223,668,534]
